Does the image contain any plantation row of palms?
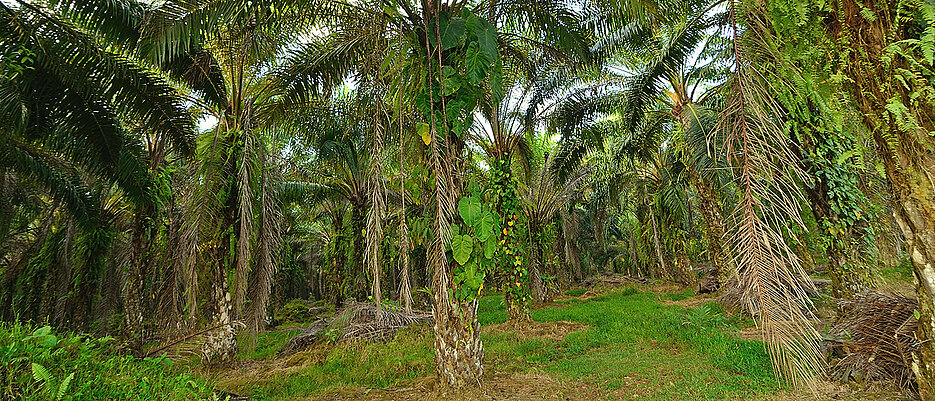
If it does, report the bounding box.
[1,0,935,397]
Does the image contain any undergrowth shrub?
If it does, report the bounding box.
[277,299,318,324]
[0,322,217,401]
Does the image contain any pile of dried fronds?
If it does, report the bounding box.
[583,273,652,287]
[827,291,919,389]
[330,301,432,341]
[279,301,431,356]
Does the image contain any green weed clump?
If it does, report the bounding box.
[0,322,217,401]
[238,328,304,361]
[277,299,319,324]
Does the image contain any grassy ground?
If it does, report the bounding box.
[214,284,787,400]
[0,322,216,401]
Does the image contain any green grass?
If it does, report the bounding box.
[237,326,305,360]
[224,287,781,400]
[0,322,216,401]
[663,288,696,301]
[564,288,587,297]
[880,258,914,284]
[230,326,434,400]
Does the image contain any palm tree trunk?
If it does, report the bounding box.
[832,1,935,395]
[398,208,413,312]
[688,169,730,288]
[552,219,566,281]
[649,211,668,279]
[125,211,146,352]
[789,117,874,298]
[427,141,484,389]
[352,204,366,300]
[330,212,347,307]
[594,208,606,262]
[529,222,544,302]
[562,211,582,281]
[202,233,236,365]
[366,118,386,310]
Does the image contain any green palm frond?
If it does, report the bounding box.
[5,3,196,156]
[0,139,98,227]
[47,0,145,47]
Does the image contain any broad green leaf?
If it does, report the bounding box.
[474,21,499,63]
[484,236,495,259]
[490,68,504,105]
[458,197,482,225]
[441,65,456,78]
[464,41,490,85]
[452,120,465,137]
[443,76,460,94]
[474,211,496,242]
[39,334,57,348]
[438,14,466,50]
[451,235,473,265]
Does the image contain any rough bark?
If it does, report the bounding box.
[649,211,668,279]
[125,212,146,351]
[202,267,236,365]
[351,204,366,301]
[330,212,347,307]
[562,211,582,281]
[831,1,935,396]
[551,219,566,283]
[688,169,730,288]
[202,240,236,365]
[398,186,413,311]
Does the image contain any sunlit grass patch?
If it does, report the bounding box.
[237,326,305,361]
[226,324,433,400]
[222,287,780,401]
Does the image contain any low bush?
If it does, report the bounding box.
[0,322,217,401]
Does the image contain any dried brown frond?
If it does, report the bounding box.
[828,291,919,390]
[246,149,282,333]
[234,125,258,319]
[365,98,387,311]
[716,0,823,388]
[278,301,432,356]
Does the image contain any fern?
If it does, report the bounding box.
[30,362,51,382]
[57,372,74,400]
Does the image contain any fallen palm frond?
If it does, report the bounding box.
[827,291,919,390]
[582,272,653,287]
[278,301,432,356]
[716,0,823,388]
[143,321,246,359]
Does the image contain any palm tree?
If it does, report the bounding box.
[555,0,734,287]
[518,145,590,301]
[272,0,594,386]
[98,0,319,364]
[0,1,195,338]
[807,0,935,394]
